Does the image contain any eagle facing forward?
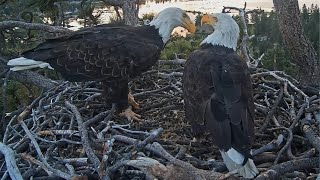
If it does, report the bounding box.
[183,14,258,178]
[8,7,195,121]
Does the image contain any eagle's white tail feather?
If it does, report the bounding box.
[220,148,258,178]
[7,57,53,71]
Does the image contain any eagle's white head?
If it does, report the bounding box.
[149,7,196,43]
[200,13,240,50]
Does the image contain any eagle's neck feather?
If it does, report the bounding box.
[149,19,175,44]
[201,27,239,51]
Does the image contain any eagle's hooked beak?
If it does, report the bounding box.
[201,14,217,26]
[182,16,196,33]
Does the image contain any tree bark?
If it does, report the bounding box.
[102,0,139,26]
[122,0,139,26]
[0,21,71,34]
[273,0,320,86]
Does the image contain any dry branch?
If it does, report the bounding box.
[0,21,72,33]
[255,157,319,179]
[302,124,320,152]
[0,143,23,180]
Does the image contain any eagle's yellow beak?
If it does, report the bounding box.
[183,17,196,33]
[201,15,216,26]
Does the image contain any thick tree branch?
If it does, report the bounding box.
[302,124,320,152]
[9,71,59,90]
[0,21,72,33]
[255,157,319,179]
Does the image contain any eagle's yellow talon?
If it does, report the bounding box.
[128,93,140,109]
[119,107,142,122]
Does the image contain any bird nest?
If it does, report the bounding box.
[1,60,319,180]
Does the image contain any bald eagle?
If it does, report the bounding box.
[182,14,258,178]
[7,7,195,121]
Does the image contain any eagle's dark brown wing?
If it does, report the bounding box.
[22,26,162,82]
[183,45,254,159]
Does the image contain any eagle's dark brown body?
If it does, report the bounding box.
[22,25,163,111]
[183,45,255,160]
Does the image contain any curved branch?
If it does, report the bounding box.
[0,21,72,33]
[0,142,23,180]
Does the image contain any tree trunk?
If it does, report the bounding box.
[103,0,139,26]
[122,1,139,26]
[273,0,320,86]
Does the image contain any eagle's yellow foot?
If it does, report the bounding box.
[119,107,142,122]
[128,93,140,109]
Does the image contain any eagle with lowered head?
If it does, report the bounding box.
[8,7,195,121]
[183,13,258,178]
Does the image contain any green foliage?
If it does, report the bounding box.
[0,81,41,113]
[160,33,206,60]
[262,46,297,76]
[0,0,44,56]
[194,13,203,27]
[77,0,102,27]
[27,0,62,25]
[249,5,319,76]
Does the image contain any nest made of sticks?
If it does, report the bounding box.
[0,60,319,180]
